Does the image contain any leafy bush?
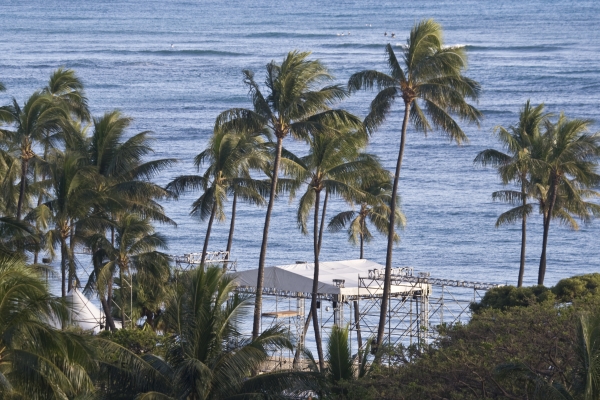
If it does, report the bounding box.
[470,285,555,313]
[552,273,600,303]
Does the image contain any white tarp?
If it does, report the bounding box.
[66,288,121,332]
[232,259,428,297]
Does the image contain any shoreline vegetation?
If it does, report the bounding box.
[1,19,600,399]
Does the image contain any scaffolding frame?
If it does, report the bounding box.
[234,264,502,370]
[170,251,237,272]
[355,269,502,349]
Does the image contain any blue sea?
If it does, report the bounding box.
[2,0,599,292]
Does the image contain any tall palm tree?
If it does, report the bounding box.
[133,266,318,399]
[284,128,385,371]
[85,110,175,324]
[167,127,267,267]
[217,50,363,340]
[90,214,170,329]
[328,177,405,259]
[348,20,482,347]
[0,253,95,398]
[474,101,549,287]
[0,92,65,220]
[533,115,600,285]
[37,149,96,297]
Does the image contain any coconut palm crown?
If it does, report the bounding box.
[328,177,406,260]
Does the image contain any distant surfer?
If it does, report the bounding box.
[391,33,395,38]
[384,32,387,36]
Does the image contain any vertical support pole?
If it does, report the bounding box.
[441,285,444,326]
[333,295,340,327]
[415,292,419,349]
[388,293,392,368]
[409,297,412,347]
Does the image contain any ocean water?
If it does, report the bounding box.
[2,0,600,292]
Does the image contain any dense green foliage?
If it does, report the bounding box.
[332,296,600,399]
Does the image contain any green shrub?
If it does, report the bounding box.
[552,273,600,302]
[470,285,555,313]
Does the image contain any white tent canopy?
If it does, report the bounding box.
[232,259,427,298]
[66,288,121,332]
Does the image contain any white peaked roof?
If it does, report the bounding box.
[66,288,121,333]
[232,259,427,297]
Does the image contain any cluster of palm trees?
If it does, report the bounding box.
[476,101,600,287]
[1,16,599,395]
[196,19,483,358]
[0,69,175,330]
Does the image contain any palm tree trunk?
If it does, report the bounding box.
[377,102,411,349]
[60,234,68,298]
[68,222,75,291]
[200,202,218,267]
[253,136,283,340]
[317,190,328,254]
[100,297,117,331]
[34,141,49,264]
[108,226,115,317]
[538,176,558,286]
[225,191,237,264]
[16,157,29,221]
[120,267,126,328]
[518,180,527,287]
[293,190,329,368]
[310,189,325,371]
[354,300,363,361]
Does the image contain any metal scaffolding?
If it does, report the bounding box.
[170,251,237,272]
[355,268,503,348]
[233,262,503,368]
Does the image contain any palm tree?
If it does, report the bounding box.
[0,253,95,398]
[90,213,170,329]
[0,92,65,220]
[37,149,96,297]
[167,127,267,267]
[85,110,175,325]
[474,101,549,287]
[348,20,482,347]
[533,115,600,285]
[0,216,40,259]
[326,325,372,386]
[284,127,385,371]
[133,266,318,399]
[43,68,90,123]
[217,50,363,340]
[575,313,600,399]
[329,177,405,259]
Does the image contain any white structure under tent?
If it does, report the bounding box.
[232,259,502,367]
[66,288,121,333]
